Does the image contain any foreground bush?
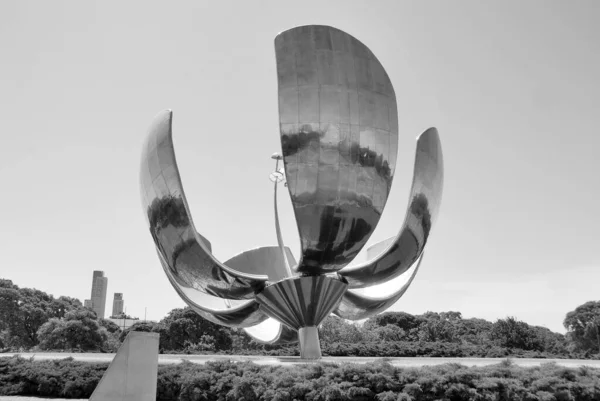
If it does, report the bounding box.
[2,356,600,400]
[0,356,105,398]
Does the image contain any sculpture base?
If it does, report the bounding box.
[299,326,321,359]
[90,332,159,401]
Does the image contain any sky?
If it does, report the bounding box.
[0,1,598,333]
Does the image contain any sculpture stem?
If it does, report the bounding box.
[298,326,322,359]
[273,159,293,277]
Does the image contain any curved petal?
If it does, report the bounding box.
[244,318,299,344]
[157,250,269,328]
[224,246,297,283]
[140,110,268,299]
[338,128,443,288]
[275,25,399,274]
[155,246,301,328]
[333,253,423,321]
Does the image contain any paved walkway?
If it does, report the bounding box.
[1,353,599,368]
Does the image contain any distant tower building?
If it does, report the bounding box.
[112,293,124,317]
[85,271,108,319]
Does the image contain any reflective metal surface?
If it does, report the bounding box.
[334,254,423,321]
[338,128,443,288]
[244,318,299,345]
[255,276,348,330]
[141,25,445,360]
[223,247,299,341]
[156,246,301,328]
[157,250,269,328]
[223,246,296,283]
[140,110,268,300]
[276,25,399,274]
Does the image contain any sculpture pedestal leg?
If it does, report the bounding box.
[90,332,159,401]
[298,326,321,359]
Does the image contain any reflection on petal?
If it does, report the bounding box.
[244,318,281,342]
[338,128,443,288]
[224,246,297,283]
[276,25,399,274]
[352,242,412,298]
[157,250,269,328]
[334,254,423,321]
[140,110,268,300]
[243,318,298,344]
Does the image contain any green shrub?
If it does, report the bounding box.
[1,356,600,400]
[0,356,106,397]
[376,391,398,401]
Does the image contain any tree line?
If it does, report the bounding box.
[1,278,599,358]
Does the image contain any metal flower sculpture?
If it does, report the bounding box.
[140,25,443,359]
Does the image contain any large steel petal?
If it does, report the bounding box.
[155,246,299,328]
[334,254,423,321]
[224,246,297,283]
[141,110,268,300]
[157,250,269,328]
[338,128,443,288]
[275,25,399,274]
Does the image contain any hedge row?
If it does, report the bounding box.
[321,341,571,359]
[169,341,579,360]
[1,356,600,400]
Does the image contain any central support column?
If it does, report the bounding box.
[299,326,322,359]
[255,275,347,360]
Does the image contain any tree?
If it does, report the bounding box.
[0,280,20,342]
[228,328,255,352]
[37,309,108,351]
[373,324,407,342]
[452,318,493,345]
[564,301,600,354]
[319,316,365,344]
[416,312,459,343]
[160,307,233,351]
[99,318,122,334]
[119,321,165,341]
[120,321,169,350]
[530,325,568,356]
[0,279,86,348]
[110,313,138,320]
[51,296,84,318]
[364,312,426,341]
[489,317,543,351]
[98,318,122,352]
[364,311,465,343]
